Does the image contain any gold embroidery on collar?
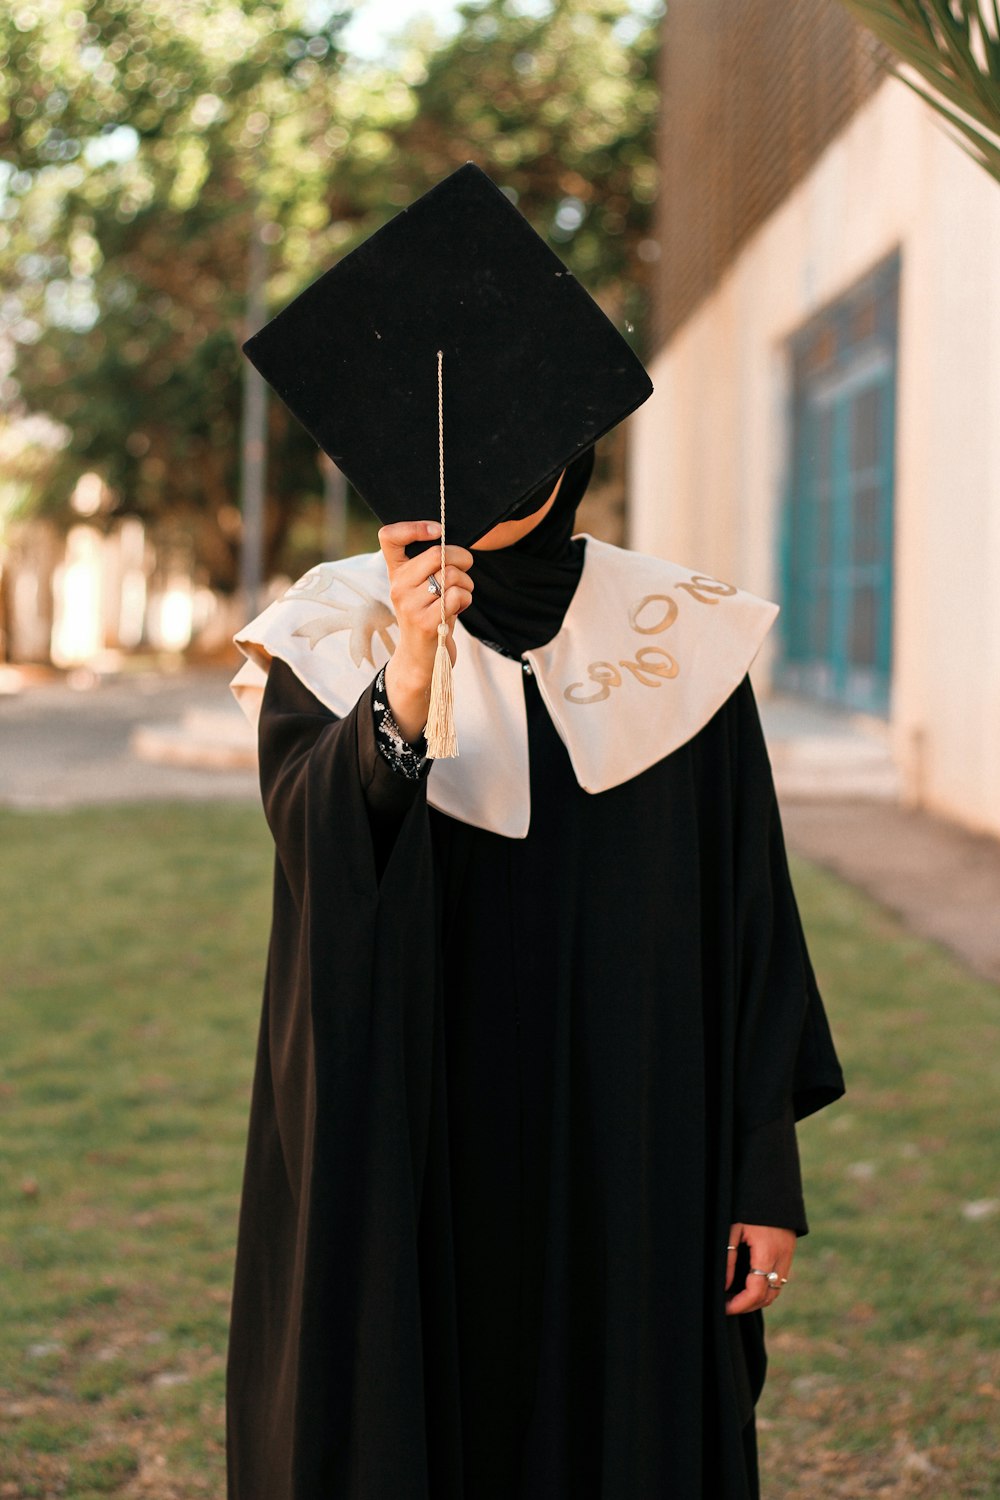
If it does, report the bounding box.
[564,573,734,705]
[629,593,679,634]
[675,574,737,605]
[565,661,622,705]
[622,647,679,685]
[283,565,397,667]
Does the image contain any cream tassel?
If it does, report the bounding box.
[424,349,459,759]
[425,619,458,758]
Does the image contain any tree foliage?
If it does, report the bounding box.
[1,0,661,587]
[387,0,660,327]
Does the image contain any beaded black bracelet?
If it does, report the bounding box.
[372,665,430,780]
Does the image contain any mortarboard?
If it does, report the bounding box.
[241,160,653,756]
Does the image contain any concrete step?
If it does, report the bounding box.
[130,708,256,771]
[760,693,901,802]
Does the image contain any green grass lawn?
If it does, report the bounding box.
[1,804,997,1498]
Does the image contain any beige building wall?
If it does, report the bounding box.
[629,78,1000,837]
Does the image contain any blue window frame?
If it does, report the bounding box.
[777,253,899,716]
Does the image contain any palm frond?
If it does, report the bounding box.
[842,0,1000,185]
[893,63,1000,171]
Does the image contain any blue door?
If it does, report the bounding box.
[778,253,899,716]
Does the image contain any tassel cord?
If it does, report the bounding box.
[424,349,459,758]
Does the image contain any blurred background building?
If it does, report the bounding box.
[631,0,1000,836]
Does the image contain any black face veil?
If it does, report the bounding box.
[458,445,596,659]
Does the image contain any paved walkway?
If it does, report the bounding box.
[2,664,998,986]
[0,663,258,808]
[781,800,1000,986]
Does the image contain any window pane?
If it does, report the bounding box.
[852,479,881,564]
[851,386,880,471]
[850,585,877,666]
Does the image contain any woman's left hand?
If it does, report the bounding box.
[724,1222,796,1314]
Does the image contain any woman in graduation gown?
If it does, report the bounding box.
[224,447,846,1500]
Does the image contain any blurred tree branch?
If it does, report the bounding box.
[0,0,662,589]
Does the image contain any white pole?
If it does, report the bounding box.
[239,210,268,620]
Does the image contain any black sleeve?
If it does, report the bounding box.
[260,656,425,886]
[229,650,445,1496]
[361,673,430,880]
[729,673,846,1237]
[731,1102,808,1236]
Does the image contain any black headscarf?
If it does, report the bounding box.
[459,445,596,658]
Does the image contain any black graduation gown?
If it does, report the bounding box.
[225,654,846,1500]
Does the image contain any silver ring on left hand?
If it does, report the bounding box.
[426,573,442,597]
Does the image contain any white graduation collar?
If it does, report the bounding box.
[231,534,779,839]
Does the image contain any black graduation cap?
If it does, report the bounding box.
[241,161,653,549]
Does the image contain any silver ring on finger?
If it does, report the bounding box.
[426,573,442,597]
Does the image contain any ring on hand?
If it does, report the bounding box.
[427,573,442,597]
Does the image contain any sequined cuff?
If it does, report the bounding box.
[372,665,430,781]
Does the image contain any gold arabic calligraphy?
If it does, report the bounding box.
[563,574,737,705]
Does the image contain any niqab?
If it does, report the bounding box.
[459,446,595,657]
